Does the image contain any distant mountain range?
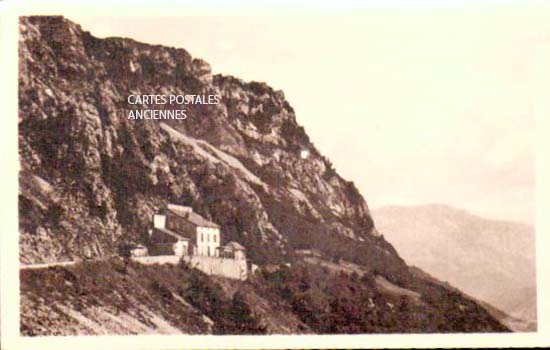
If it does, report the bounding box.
[372,204,536,331]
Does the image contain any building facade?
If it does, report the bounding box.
[149,204,224,258]
[163,203,221,257]
[145,203,248,280]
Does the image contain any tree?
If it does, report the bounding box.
[118,243,132,259]
[227,291,265,334]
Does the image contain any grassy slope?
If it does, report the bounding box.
[20,259,265,335]
[20,258,508,335]
[253,261,509,334]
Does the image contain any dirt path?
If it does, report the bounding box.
[375,275,422,300]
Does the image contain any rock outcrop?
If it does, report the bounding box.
[18,16,509,334]
[19,16,382,266]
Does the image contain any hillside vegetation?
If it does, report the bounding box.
[373,204,536,331]
[20,258,508,335]
[19,16,509,334]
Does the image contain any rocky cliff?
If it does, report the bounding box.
[18,16,508,334]
[19,16,385,266]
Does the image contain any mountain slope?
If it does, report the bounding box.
[21,257,508,335]
[18,16,508,334]
[372,204,536,330]
[19,15,386,267]
[20,260,288,335]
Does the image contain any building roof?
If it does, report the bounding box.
[224,241,246,251]
[168,206,220,229]
[153,227,191,241]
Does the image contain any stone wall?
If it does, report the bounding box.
[183,255,247,280]
[132,255,180,265]
[132,255,248,280]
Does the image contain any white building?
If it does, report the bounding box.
[149,204,221,257]
[130,244,148,257]
[146,203,249,280]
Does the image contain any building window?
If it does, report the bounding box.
[213,235,216,243]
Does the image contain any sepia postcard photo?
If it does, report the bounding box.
[1,0,550,349]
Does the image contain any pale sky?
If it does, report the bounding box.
[67,1,549,223]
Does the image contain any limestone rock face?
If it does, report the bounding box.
[18,16,384,265]
[18,16,510,335]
